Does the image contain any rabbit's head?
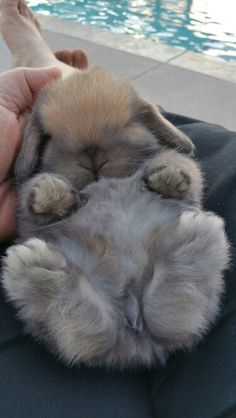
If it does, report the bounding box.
[15,67,194,190]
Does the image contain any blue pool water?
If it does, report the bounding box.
[29,0,236,62]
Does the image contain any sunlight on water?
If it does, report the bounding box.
[28,0,236,62]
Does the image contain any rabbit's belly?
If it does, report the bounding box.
[55,187,183,288]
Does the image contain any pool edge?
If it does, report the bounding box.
[38,14,236,85]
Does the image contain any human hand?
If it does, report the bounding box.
[0,66,61,240]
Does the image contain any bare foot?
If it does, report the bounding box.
[0,0,87,76]
[1,0,52,65]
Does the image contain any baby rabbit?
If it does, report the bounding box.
[3,145,229,367]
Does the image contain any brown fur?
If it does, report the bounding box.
[14,67,194,190]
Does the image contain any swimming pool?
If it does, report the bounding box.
[29,0,236,63]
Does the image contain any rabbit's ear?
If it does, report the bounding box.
[14,114,44,180]
[136,100,194,155]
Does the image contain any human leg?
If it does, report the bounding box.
[0,0,87,76]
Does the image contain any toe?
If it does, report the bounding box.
[1,0,19,13]
[18,0,29,17]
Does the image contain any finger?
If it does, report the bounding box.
[72,49,89,69]
[55,50,73,65]
[0,181,16,241]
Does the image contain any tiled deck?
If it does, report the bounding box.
[0,15,236,130]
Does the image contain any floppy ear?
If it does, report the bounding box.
[14,114,43,180]
[136,100,194,155]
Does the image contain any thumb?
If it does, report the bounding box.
[0,66,62,114]
[22,66,62,98]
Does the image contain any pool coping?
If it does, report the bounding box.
[38,14,236,85]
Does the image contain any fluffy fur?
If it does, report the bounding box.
[3,147,229,367]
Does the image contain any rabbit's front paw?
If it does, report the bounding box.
[28,173,79,220]
[144,165,190,198]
